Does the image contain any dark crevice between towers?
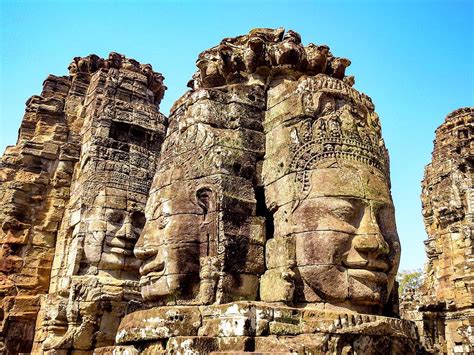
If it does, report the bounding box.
[255,186,274,241]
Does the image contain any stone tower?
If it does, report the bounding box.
[419,107,474,353]
[112,28,420,354]
[0,53,166,354]
[0,28,426,354]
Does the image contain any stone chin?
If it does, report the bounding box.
[139,274,187,301]
[346,268,392,305]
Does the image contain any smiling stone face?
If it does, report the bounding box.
[270,163,400,308]
[134,180,215,302]
[261,74,399,313]
[133,84,266,306]
[79,194,146,275]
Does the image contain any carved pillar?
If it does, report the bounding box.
[113,28,421,354]
[419,107,474,353]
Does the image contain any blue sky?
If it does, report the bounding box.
[1,0,473,271]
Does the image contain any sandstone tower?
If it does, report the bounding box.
[0,54,166,354]
[112,28,419,353]
[419,107,474,353]
[0,29,424,354]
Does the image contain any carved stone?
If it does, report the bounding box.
[0,28,427,354]
[0,54,166,354]
[109,28,418,354]
[401,107,473,354]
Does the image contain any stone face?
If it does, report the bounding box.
[136,28,399,316]
[262,74,399,313]
[400,107,473,354]
[1,28,421,354]
[0,53,166,354]
[115,28,411,354]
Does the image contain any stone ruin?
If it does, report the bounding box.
[0,27,457,354]
[0,53,166,353]
[400,107,473,354]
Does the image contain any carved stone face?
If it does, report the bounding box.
[134,181,215,302]
[274,162,400,307]
[262,76,398,311]
[0,214,30,274]
[80,192,145,275]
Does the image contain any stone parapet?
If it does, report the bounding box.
[112,302,421,354]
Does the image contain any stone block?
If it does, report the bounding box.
[260,268,295,303]
[116,306,201,343]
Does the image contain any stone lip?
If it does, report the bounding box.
[116,301,419,344]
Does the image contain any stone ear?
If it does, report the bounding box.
[196,187,213,215]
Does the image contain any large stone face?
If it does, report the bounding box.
[402,107,473,354]
[115,28,413,354]
[0,53,166,354]
[135,84,266,306]
[1,28,422,354]
[262,75,399,314]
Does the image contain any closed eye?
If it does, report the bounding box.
[376,204,397,236]
[107,211,124,225]
[329,198,364,227]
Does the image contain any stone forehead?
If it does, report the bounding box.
[265,164,391,207]
[80,173,151,205]
[308,165,391,201]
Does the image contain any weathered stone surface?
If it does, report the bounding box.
[400,107,474,354]
[1,28,427,354]
[115,301,420,353]
[0,53,166,354]
[112,28,417,354]
[116,306,201,343]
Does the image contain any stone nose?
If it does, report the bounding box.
[134,223,157,261]
[352,233,389,256]
[114,216,136,240]
[352,205,390,258]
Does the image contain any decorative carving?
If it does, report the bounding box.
[400,107,473,354]
[1,29,427,354]
[189,27,352,90]
[109,28,412,354]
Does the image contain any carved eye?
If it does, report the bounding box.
[330,199,363,226]
[107,211,124,225]
[376,205,397,236]
[131,211,146,229]
[157,215,170,230]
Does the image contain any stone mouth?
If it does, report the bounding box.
[344,258,389,273]
[103,247,134,256]
[139,259,165,276]
[104,236,136,255]
[139,271,165,286]
[347,268,388,283]
[44,319,67,331]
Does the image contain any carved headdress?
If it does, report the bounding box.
[288,76,390,203]
[79,171,152,206]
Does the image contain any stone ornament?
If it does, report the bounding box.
[400,107,473,354]
[0,29,428,354]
